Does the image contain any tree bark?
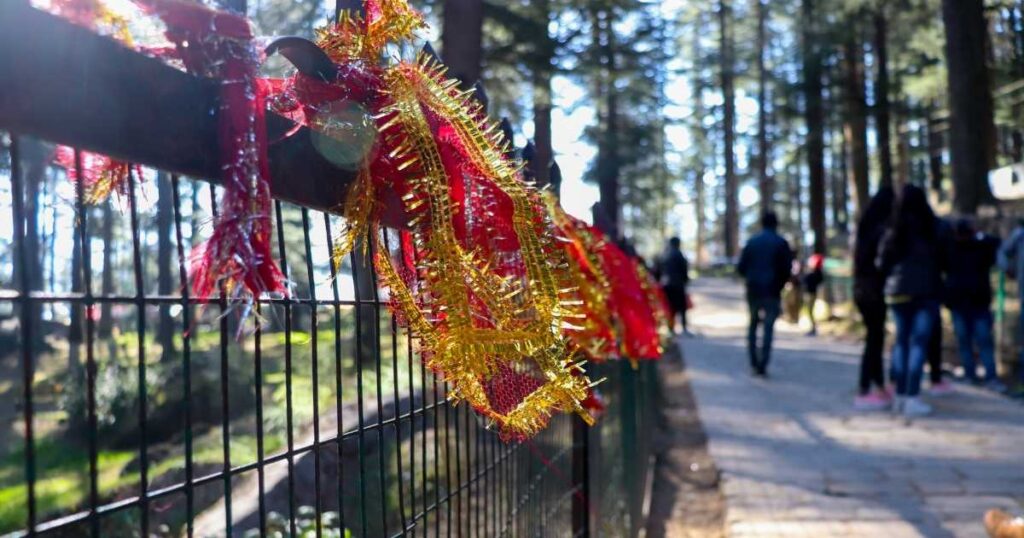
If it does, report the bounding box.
[874,11,894,190]
[156,172,176,362]
[441,0,484,88]
[843,28,871,219]
[720,0,739,257]
[803,0,827,255]
[756,0,773,214]
[941,0,997,213]
[594,9,621,239]
[927,107,946,201]
[836,125,850,232]
[692,11,708,268]
[98,200,115,338]
[531,0,554,189]
[18,139,47,350]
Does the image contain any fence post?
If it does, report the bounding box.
[572,414,591,537]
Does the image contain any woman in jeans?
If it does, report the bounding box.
[852,187,894,410]
[876,185,945,417]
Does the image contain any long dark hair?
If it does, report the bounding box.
[856,186,895,245]
[890,184,937,250]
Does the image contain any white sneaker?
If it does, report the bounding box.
[891,396,905,414]
[903,397,933,417]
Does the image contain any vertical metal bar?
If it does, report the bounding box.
[571,416,590,538]
[463,406,472,536]
[453,399,462,537]
[474,411,482,536]
[209,190,233,536]
[126,168,150,537]
[254,301,268,536]
[67,148,100,537]
[383,233,408,536]
[300,208,324,538]
[9,137,36,535]
[379,231,407,536]
[444,380,453,538]
[490,424,497,537]
[273,201,297,537]
[401,238,417,538]
[350,244,369,536]
[370,237,388,536]
[170,175,195,538]
[428,354,436,532]
[323,215,347,534]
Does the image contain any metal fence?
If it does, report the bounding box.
[1,111,658,538]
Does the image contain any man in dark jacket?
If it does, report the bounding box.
[737,212,794,376]
[658,237,691,335]
[944,218,1005,391]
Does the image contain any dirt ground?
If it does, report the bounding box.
[645,341,725,538]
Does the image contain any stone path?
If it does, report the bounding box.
[679,278,1024,537]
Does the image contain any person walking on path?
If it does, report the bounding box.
[998,218,1024,391]
[876,184,946,417]
[737,212,794,377]
[852,187,894,411]
[802,254,825,336]
[944,218,1006,392]
[925,218,957,397]
[657,237,692,336]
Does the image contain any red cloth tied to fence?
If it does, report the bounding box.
[136,0,285,301]
[597,238,663,360]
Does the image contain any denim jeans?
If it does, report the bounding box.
[890,300,939,397]
[951,307,997,382]
[748,296,781,371]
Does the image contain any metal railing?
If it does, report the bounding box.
[0,136,660,537]
[0,4,662,534]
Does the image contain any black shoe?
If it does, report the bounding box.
[757,367,768,378]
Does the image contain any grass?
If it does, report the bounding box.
[0,306,420,534]
[0,428,290,534]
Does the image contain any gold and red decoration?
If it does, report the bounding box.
[270,0,595,439]
[41,0,673,439]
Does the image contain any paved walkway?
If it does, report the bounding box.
[679,278,1024,538]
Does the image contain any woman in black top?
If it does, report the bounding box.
[876,185,944,417]
[852,187,894,410]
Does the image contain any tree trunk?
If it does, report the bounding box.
[803,0,827,255]
[98,200,115,338]
[895,113,912,187]
[18,140,47,351]
[756,0,773,214]
[531,0,554,189]
[720,0,739,257]
[695,169,706,268]
[441,0,484,88]
[692,12,708,268]
[156,173,176,362]
[836,125,850,231]
[594,9,621,239]
[789,160,805,245]
[941,0,997,213]
[874,11,894,190]
[843,28,871,219]
[829,123,848,234]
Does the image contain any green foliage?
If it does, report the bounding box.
[246,507,353,538]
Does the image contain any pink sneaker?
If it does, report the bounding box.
[854,389,893,411]
[929,380,955,397]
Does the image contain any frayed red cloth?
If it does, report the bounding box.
[597,239,662,360]
[137,0,285,300]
